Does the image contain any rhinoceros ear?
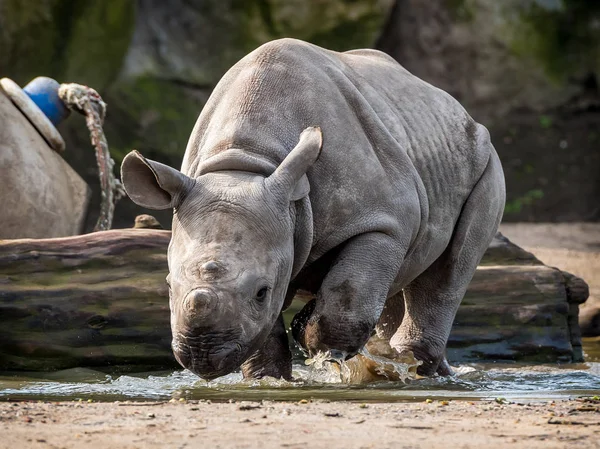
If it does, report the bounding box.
[266,126,322,201]
[121,150,194,210]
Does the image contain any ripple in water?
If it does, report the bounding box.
[1,360,599,402]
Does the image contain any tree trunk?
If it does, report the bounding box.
[0,229,588,371]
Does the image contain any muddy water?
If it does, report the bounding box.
[1,340,599,403]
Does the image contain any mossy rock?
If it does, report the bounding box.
[61,0,135,90]
[0,0,66,84]
[235,0,394,52]
[0,0,134,89]
[102,77,206,166]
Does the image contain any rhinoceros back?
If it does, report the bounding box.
[182,39,494,261]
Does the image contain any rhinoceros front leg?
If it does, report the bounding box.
[241,314,292,380]
[391,153,505,376]
[293,232,404,359]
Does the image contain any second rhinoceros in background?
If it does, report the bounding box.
[121,38,505,380]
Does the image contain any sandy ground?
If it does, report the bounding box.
[1,223,599,448]
[1,398,599,449]
[499,223,600,306]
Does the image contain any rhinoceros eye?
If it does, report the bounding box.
[255,286,269,302]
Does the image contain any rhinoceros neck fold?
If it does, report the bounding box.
[291,195,314,283]
[197,149,278,177]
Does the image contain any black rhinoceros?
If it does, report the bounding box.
[121,38,505,380]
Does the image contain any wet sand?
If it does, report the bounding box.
[1,398,599,449]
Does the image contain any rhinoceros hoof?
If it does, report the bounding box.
[391,342,451,377]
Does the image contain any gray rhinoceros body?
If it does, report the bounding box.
[122,38,505,380]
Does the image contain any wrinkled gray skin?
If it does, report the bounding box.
[121,38,505,380]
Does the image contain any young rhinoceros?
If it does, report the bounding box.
[121,38,505,380]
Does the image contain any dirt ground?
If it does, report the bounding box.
[1,223,599,448]
[1,398,599,449]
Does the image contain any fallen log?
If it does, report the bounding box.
[0,229,588,371]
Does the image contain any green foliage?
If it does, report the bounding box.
[539,115,553,129]
[446,0,476,22]
[511,0,600,82]
[0,0,135,88]
[504,189,544,215]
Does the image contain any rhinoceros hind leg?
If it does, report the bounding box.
[391,151,505,376]
[241,314,292,380]
[375,292,453,375]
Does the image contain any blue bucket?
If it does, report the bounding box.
[23,76,70,126]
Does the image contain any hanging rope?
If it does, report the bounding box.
[58,83,125,231]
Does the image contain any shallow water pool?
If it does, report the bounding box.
[1,340,599,403]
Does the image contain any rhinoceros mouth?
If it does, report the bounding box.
[172,333,244,380]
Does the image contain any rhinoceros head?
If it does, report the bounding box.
[121,127,322,379]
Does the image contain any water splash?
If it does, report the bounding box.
[303,345,421,384]
[304,350,345,383]
[354,347,421,382]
